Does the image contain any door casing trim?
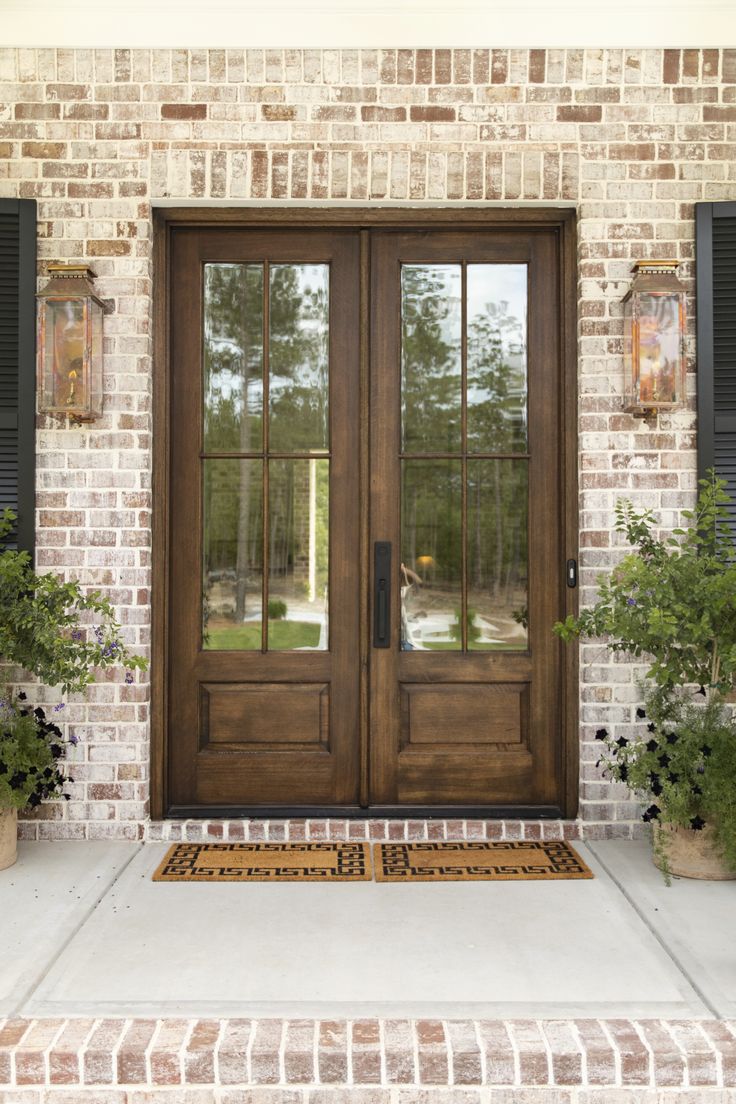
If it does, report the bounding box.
[151,206,578,819]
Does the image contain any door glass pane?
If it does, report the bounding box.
[400,460,462,650]
[467,264,527,454]
[467,460,528,650]
[202,459,263,650]
[204,264,264,453]
[401,265,462,453]
[269,264,329,454]
[268,458,329,650]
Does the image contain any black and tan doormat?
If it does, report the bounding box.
[153,841,373,882]
[373,840,594,881]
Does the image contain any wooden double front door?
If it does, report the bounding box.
[162,213,577,817]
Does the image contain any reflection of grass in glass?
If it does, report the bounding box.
[205,621,321,650]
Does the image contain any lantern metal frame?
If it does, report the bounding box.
[36,263,105,423]
[622,259,687,419]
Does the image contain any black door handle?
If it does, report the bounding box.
[373,541,391,648]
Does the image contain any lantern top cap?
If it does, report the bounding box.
[45,263,98,280]
[38,263,104,305]
[630,259,680,275]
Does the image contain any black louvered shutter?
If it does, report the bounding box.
[0,198,36,553]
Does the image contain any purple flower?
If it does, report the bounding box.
[627,598,637,607]
[53,702,65,713]
[68,733,79,746]
[71,629,84,642]
[124,671,134,685]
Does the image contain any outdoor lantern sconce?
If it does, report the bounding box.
[37,264,104,422]
[623,259,686,419]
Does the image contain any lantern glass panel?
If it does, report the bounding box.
[41,297,87,412]
[635,291,682,406]
[89,297,104,418]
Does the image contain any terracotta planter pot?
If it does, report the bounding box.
[654,821,736,880]
[0,806,18,871]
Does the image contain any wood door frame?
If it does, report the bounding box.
[151,206,578,820]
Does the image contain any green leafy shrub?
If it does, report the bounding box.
[0,508,147,809]
[450,607,481,644]
[554,473,736,875]
[267,598,288,621]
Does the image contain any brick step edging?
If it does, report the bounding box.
[1,1018,735,1090]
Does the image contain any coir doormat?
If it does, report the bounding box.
[373,840,594,881]
[152,841,372,882]
[153,840,593,881]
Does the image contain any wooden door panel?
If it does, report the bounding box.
[167,228,361,812]
[369,228,566,810]
[399,683,528,748]
[201,683,330,747]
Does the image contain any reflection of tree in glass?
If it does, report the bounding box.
[401,266,461,452]
[202,264,330,635]
[400,277,528,647]
[204,263,264,453]
[467,298,526,454]
[203,265,264,624]
[269,265,329,453]
[269,459,329,604]
[450,607,482,644]
[466,299,527,605]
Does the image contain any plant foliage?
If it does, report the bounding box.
[0,508,147,809]
[0,695,74,811]
[0,509,146,695]
[554,472,736,875]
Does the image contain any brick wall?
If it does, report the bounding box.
[1,47,735,840]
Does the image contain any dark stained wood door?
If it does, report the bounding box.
[167,229,361,809]
[164,216,574,816]
[369,229,566,809]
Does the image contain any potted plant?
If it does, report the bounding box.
[0,509,146,869]
[554,472,736,881]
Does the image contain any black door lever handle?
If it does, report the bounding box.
[373,541,391,648]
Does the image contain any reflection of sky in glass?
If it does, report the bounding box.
[467,264,528,453]
[467,265,526,349]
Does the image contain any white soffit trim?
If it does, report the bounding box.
[2,0,735,49]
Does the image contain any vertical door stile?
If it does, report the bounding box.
[460,260,468,652]
[261,260,270,654]
[359,229,371,808]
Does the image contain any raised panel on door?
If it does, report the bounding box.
[167,229,361,811]
[369,229,566,810]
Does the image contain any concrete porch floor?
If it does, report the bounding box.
[1,839,734,1020]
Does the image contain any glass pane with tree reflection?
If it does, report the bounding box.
[467,460,528,650]
[401,265,462,453]
[400,460,462,650]
[202,459,263,650]
[269,265,329,454]
[203,264,264,454]
[268,459,329,650]
[467,264,527,454]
